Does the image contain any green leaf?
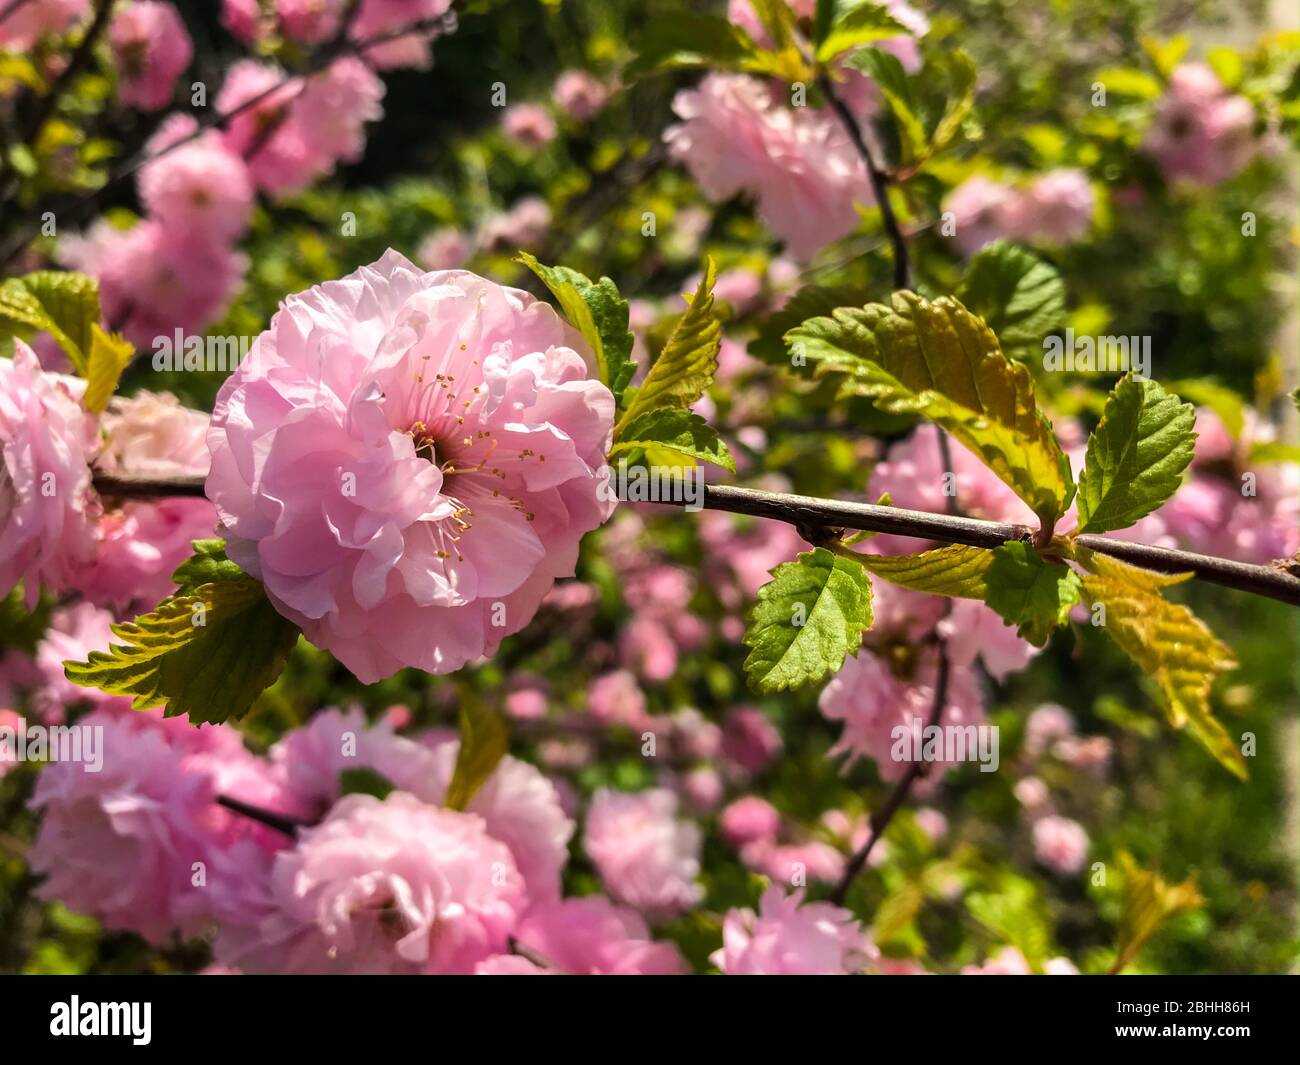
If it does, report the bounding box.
[609,408,734,471]
[1111,853,1203,975]
[0,271,101,375]
[0,586,52,654]
[516,253,635,407]
[856,542,994,599]
[340,767,395,800]
[171,539,243,591]
[1092,67,1164,99]
[743,547,873,693]
[956,242,1066,360]
[750,282,876,373]
[63,575,301,725]
[625,14,762,78]
[786,291,1075,529]
[81,326,133,413]
[1076,373,1196,534]
[985,541,1082,647]
[846,48,926,163]
[815,2,908,63]
[929,50,977,154]
[1078,550,1244,778]
[444,703,509,811]
[616,259,721,433]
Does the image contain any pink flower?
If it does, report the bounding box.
[665,74,871,261]
[138,117,254,240]
[27,710,283,943]
[60,220,247,349]
[679,766,723,813]
[720,796,781,847]
[110,2,193,111]
[417,228,473,271]
[19,603,125,721]
[278,0,345,43]
[742,839,846,885]
[221,0,265,42]
[941,599,1038,682]
[0,343,97,606]
[503,678,547,720]
[293,56,385,166]
[1023,702,1075,758]
[552,69,609,121]
[915,807,948,841]
[1033,814,1089,875]
[502,102,557,149]
[349,0,455,71]
[711,886,876,975]
[1002,169,1094,245]
[477,195,552,250]
[1014,775,1049,809]
[962,945,1032,975]
[206,251,616,682]
[587,670,650,730]
[513,897,689,974]
[0,0,88,49]
[943,175,1015,256]
[475,954,547,974]
[818,646,986,783]
[214,792,526,973]
[720,706,782,773]
[1144,63,1257,186]
[584,788,703,919]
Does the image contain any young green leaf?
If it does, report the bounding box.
[516,253,636,407]
[846,48,926,163]
[856,542,994,599]
[1076,373,1196,534]
[1079,551,1243,778]
[928,50,977,153]
[956,242,1065,360]
[616,260,721,433]
[786,291,1075,529]
[81,326,134,413]
[625,13,763,79]
[1110,853,1203,975]
[814,2,908,63]
[984,541,1082,647]
[444,703,509,811]
[744,547,873,693]
[171,539,244,591]
[0,271,101,374]
[609,408,735,471]
[63,576,301,725]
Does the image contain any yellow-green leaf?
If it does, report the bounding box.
[63,577,301,725]
[786,292,1074,529]
[856,542,995,599]
[1110,852,1203,975]
[81,326,134,413]
[1079,550,1244,778]
[616,259,721,434]
[815,2,908,63]
[0,271,101,375]
[444,703,509,811]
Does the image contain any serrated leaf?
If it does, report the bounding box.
[1076,373,1195,534]
[786,291,1074,529]
[0,271,100,375]
[516,253,635,406]
[625,13,762,79]
[1079,551,1243,778]
[63,576,300,725]
[171,539,242,592]
[743,547,873,693]
[815,1,908,62]
[81,326,133,412]
[616,259,721,433]
[846,48,926,164]
[857,542,994,599]
[609,408,734,471]
[1111,852,1203,975]
[985,541,1081,647]
[444,703,509,811]
[956,242,1065,360]
[929,50,977,154]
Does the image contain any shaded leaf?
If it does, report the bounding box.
[985,541,1082,646]
[956,242,1066,360]
[1111,852,1203,975]
[444,703,509,811]
[609,407,734,471]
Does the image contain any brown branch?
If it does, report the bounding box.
[817,72,910,291]
[828,627,950,906]
[90,472,1300,605]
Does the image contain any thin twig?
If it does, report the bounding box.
[817,72,910,291]
[216,795,310,838]
[89,472,1300,604]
